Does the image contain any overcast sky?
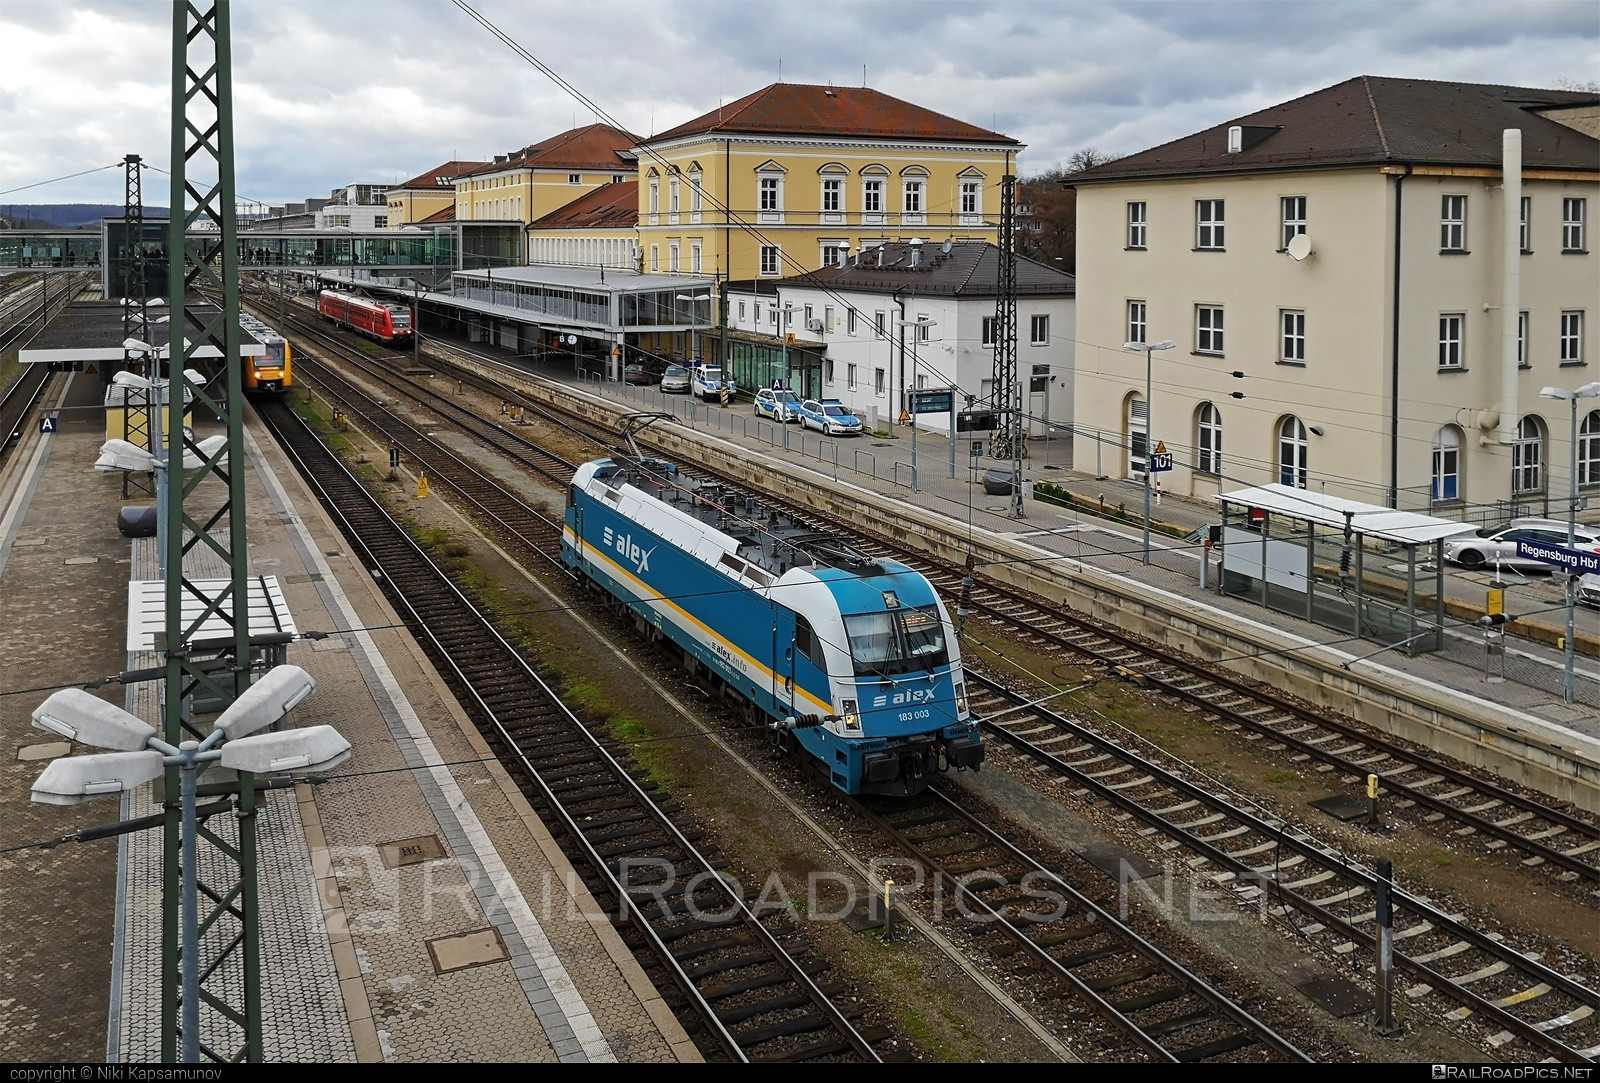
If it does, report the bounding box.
[1,0,1595,209]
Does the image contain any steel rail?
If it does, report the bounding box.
[968,670,1597,1062]
[932,577,1600,881]
[330,328,1600,884]
[256,397,879,1063]
[852,787,1313,1063]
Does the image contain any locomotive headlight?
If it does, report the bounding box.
[841,699,860,731]
[955,683,969,719]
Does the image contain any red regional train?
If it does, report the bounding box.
[319,290,413,344]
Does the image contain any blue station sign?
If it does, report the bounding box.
[1516,538,1600,574]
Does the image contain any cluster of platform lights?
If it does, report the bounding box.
[27,666,348,1058]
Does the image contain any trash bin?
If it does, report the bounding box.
[982,468,1015,496]
[117,505,158,538]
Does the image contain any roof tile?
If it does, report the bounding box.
[647,84,1020,145]
[1072,75,1598,183]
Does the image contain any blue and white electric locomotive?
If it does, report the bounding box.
[561,456,982,796]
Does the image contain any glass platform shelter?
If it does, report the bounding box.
[1219,484,1477,656]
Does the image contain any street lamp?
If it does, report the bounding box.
[1122,339,1176,566]
[1538,381,1600,704]
[28,666,342,1063]
[674,292,711,367]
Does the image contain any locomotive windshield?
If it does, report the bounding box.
[842,605,948,676]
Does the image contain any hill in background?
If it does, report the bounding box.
[0,204,170,229]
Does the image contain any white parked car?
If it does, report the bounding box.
[690,364,734,402]
[1442,519,1600,571]
[754,387,801,422]
[798,398,863,435]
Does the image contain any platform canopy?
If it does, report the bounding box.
[127,576,295,653]
[1219,484,1478,546]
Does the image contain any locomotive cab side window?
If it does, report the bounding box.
[794,616,827,671]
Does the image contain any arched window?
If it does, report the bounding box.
[1432,427,1461,501]
[1127,393,1148,475]
[1513,415,1544,494]
[1196,402,1222,475]
[1278,416,1307,488]
[648,171,660,216]
[1581,410,1600,488]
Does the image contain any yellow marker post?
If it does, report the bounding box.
[882,880,895,941]
[1366,772,1379,826]
[719,384,729,408]
[1486,588,1504,618]
[417,474,430,499]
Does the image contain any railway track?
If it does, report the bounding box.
[271,305,1598,1058]
[851,785,1311,1062]
[967,670,1600,1061]
[378,331,1600,891]
[267,297,1343,1062]
[253,394,891,1063]
[0,272,93,357]
[0,365,51,462]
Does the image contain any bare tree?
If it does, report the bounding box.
[1067,147,1122,173]
[1554,76,1600,93]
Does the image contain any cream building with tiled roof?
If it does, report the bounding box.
[632,84,1022,283]
[386,160,486,228]
[1070,76,1599,513]
[454,124,637,227]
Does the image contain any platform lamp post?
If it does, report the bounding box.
[675,292,711,368]
[1538,381,1600,705]
[1122,339,1176,567]
[895,318,937,492]
[27,668,345,1063]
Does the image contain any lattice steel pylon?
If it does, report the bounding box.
[122,154,156,497]
[988,166,1026,518]
[162,0,260,1063]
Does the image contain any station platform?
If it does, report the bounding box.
[448,347,1600,747]
[0,370,697,1062]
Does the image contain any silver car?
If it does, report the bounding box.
[1442,520,1600,571]
[660,364,691,393]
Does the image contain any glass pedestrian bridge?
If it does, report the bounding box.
[0,221,523,293]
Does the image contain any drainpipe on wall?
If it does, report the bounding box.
[893,285,907,427]
[1390,166,1408,508]
[1497,129,1523,449]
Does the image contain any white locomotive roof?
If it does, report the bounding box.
[580,462,822,595]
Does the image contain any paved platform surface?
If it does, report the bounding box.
[457,346,1600,741]
[0,368,697,1062]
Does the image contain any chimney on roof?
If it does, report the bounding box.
[909,237,923,268]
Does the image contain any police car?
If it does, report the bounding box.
[798,398,863,435]
[690,364,734,402]
[755,386,802,423]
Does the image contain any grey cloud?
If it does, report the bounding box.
[1,0,1594,203]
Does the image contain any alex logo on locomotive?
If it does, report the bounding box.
[561,455,983,797]
[601,525,656,574]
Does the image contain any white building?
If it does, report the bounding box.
[727,239,1074,432]
[316,184,391,231]
[1069,76,1598,515]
